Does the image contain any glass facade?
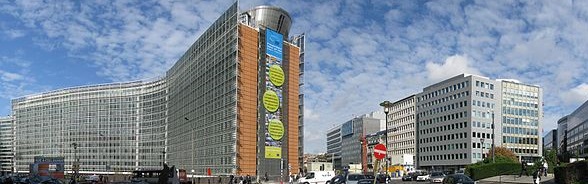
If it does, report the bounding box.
[12,79,167,173]
[166,3,238,174]
[500,81,542,162]
[565,100,588,157]
[0,116,13,174]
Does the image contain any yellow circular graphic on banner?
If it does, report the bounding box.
[269,65,285,87]
[268,119,284,141]
[263,90,280,112]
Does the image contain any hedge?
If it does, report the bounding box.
[465,162,521,181]
[554,160,588,184]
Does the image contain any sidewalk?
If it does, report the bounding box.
[478,174,554,184]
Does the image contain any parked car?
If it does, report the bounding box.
[429,172,445,183]
[376,174,389,183]
[401,173,414,181]
[441,174,476,184]
[328,175,345,184]
[416,172,430,182]
[412,171,428,181]
[345,174,366,184]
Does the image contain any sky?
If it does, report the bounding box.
[1,0,588,154]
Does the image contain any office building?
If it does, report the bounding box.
[543,129,557,153]
[557,116,568,154]
[12,80,167,173]
[10,3,303,178]
[292,33,305,170]
[564,100,588,157]
[387,95,416,166]
[499,80,543,162]
[365,130,385,172]
[0,116,12,174]
[326,125,342,170]
[340,113,383,168]
[416,74,542,170]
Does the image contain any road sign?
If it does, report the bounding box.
[374,144,386,160]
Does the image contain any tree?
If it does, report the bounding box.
[486,146,518,163]
[545,149,557,173]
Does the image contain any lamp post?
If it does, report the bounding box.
[491,111,495,163]
[379,101,392,179]
[161,151,166,166]
[480,138,485,161]
[71,143,78,181]
[330,153,335,171]
[191,169,195,184]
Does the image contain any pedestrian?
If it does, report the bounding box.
[519,161,528,177]
[264,172,269,182]
[542,159,548,177]
[532,169,541,184]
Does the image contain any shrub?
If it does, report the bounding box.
[554,160,588,184]
[465,162,520,180]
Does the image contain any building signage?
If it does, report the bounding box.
[266,29,283,61]
[263,28,285,159]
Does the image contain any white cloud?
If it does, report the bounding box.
[560,83,588,105]
[3,29,24,38]
[0,70,23,81]
[425,54,482,83]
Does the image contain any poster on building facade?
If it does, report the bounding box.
[263,28,285,159]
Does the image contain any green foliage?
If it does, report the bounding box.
[465,162,520,180]
[545,149,557,173]
[482,155,518,164]
[554,160,588,184]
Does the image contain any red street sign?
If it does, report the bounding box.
[374,143,386,160]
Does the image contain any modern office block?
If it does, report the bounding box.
[564,100,588,157]
[0,116,12,174]
[543,129,557,153]
[416,74,543,170]
[340,113,383,168]
[557,116,568,154]
[387,95,416,165]
[326,125,342,170]
[12,79,167,173]
[499,80,543,162]
[10,3,303,178]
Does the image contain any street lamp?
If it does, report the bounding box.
[379,101,392,178]
[191,169,195,184]
[480,138,485,161]
[71,143,79,181]
[490,111,495,163]
[161,151,166,166]
[329,153,335,171]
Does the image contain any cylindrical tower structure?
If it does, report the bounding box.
[246,6,292,37]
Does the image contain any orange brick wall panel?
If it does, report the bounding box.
[285,44,301,173]
[237,25,259,176]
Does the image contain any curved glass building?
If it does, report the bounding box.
[10,2,303,179]
[12,79,167,174]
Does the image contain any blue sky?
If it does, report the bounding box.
[1,0,588,154]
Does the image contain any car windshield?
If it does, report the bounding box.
[364,175,375,179]
[430,172,443,177]
[348,175,365,181]
[305,173,315,179]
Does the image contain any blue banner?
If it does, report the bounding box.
[266,29,283,60]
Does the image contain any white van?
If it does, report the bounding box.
[298,171,335,184]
